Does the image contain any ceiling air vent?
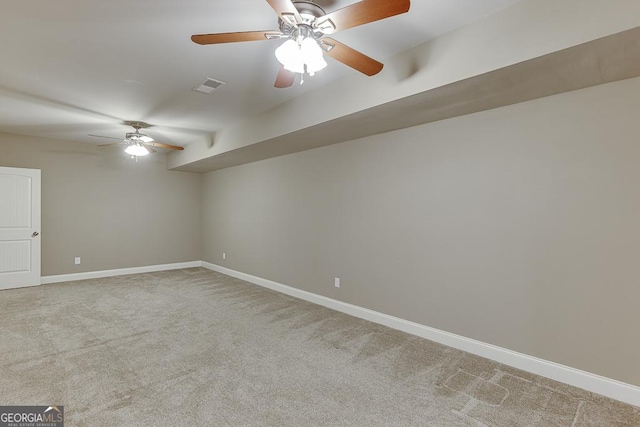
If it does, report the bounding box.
[192,77,226,94]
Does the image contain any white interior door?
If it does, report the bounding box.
[0,167,41,290]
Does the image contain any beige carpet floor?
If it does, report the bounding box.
[0,267,638,426]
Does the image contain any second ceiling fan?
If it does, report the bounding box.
[90,122,184,158]
[191,0,411,88]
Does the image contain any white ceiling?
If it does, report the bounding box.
[0,0,522,148]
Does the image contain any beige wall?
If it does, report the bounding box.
[201,76,640,387]
[0,133,201,276]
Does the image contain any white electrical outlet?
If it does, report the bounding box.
[334,277,340,288]
[75,257,81,265]
[223,252,226,260]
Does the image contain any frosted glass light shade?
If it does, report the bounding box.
[301,38,327,75]
[275,37,326,75]
[275,39,304,73]
[125,144,150,156]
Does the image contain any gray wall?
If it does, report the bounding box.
[0,133,201,276]
[201,76,640,387]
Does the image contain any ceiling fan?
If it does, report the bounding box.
[89,121,184,158]
[191,0,411,88]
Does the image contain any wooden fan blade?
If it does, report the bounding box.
[317,0,410,34]
[145,142,184,151]
[143,145,157,153]
[191,31,282,45]
[321,38,383,76]
[274,66,296,88]
[89,134,122,141]
[97,142,123,147]
[266,0,302,25]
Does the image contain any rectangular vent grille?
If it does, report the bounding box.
[192,78,226,94]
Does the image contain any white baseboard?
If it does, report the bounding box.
[202,261,640,407]
[41,261,202,285]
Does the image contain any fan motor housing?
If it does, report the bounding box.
[279,1,327,36]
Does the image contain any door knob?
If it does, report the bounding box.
[32,231,39,237]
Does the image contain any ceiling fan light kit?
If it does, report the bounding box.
[124,143,150,157]
[275,36,327,76]
[274,2,328,77]
[191,0,411,88]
